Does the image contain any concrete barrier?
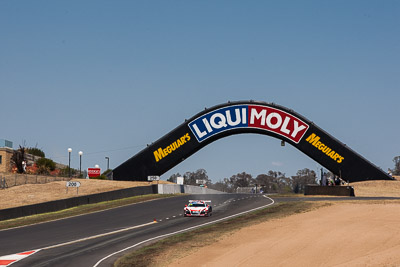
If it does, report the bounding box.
[0,185,156,221]
[304,185,355,196]
[157,184,225,194]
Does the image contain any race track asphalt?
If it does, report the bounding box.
[0,194,273,267]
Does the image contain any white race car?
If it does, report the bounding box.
[184,200,212,217]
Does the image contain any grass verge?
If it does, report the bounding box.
[0,194,177,230]
[114,201,331,267]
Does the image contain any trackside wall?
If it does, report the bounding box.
[157,184,226,194]
[0,185,156,221]
[304,185,355,196]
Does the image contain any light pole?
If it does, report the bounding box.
[105,157,109,170]
[79,151,83,178]
[68,148,72,178]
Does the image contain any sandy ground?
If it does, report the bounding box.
[169,202,400,267]
[168,178,400,267]
[0,179,168,210]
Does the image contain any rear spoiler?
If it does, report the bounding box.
[189,200,211,203]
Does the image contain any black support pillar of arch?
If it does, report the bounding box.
[112,101,392,183]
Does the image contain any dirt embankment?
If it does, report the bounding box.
[351,179,400,197]
[168,179,400,267]
[169,202,400,267]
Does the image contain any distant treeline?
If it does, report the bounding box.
[167,168,330,194]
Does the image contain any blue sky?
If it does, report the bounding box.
[1,1,399,182]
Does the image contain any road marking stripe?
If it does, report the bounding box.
[0,197,166,232]
[93,195,275,267]
[41,221,156,250]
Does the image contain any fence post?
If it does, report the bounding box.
[1,177,8,189]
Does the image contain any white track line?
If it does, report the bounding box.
[93,195,275,267]
[41,221,156,250]
[0,221,157,266]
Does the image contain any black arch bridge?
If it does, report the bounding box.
[112,101,392,182]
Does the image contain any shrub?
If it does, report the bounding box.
[27,148,45,158]
[90,174,108,180]
[36,158,56,174]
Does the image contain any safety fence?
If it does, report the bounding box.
[0,173,71,189]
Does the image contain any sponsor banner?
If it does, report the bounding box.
[88,168,101,178]
[306,133,344,163]
[188,105,309,144]
[153,133,191,162]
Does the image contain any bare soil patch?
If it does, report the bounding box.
[168,201,400,267]
[164,180,400,267]
[0,179,169,210]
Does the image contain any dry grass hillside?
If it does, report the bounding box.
[350,176,400,197]
[0,179,170,210]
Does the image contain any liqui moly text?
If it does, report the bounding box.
[188,105,309,143]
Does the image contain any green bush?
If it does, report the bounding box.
[102,169,112,176]
[90,174,108,180]
[36,158,56,174]
[27,148,45,157]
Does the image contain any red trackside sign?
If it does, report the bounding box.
[88,168,101,178]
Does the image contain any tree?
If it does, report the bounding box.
[167,173,182,183]
[229,172,254,189]
[27,147,45,158]
[291,168,317,193]
[209,179,230,192]
[11,146,26,173]
[183,169,210,186]
[391,156,400,175]
[36,158,56,175]
[256,171,290,193]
